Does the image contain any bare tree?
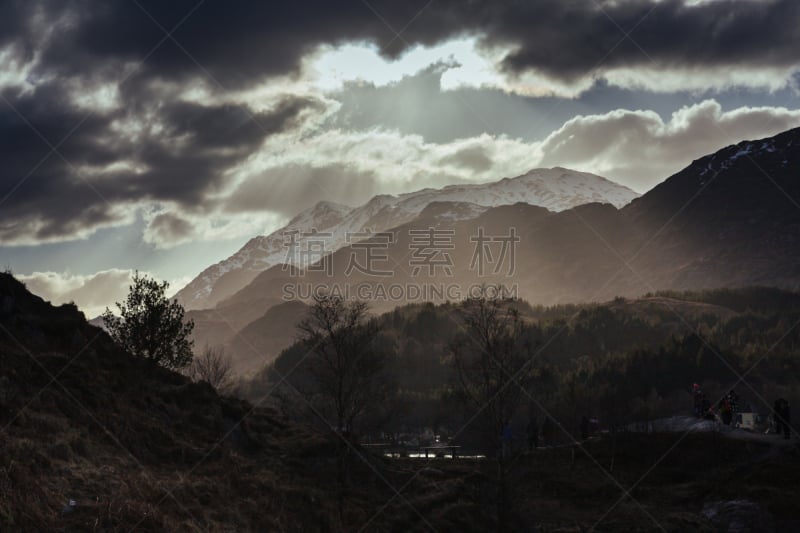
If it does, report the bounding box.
[187,345,234,392]
[450,293,534,532]
[294,294,387,515]
[297,295,385,438]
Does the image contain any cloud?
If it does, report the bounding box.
[225,163,379,218]
[214,99,800,224]
[439,145,494,172]
[4,1,800,97]
[142,212,194,247]
[537,99,800,191]
[233,99,800,200]
[0,78,325,245]
[141,208,285,249]
[17,268,192,318]
[18,269,139,318]
[241,129,543,197]
[232,98,800,209]
[489,0,800,91]
[1,0,799,251]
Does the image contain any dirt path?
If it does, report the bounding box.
[630,415,798,449]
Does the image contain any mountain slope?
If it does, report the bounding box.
[193,127,800,377]
[223,300,309,375]
[175,168,638,309]
[175,201,352,310]
[621,126,800,290]
[220,201,645,316]
[220,127,800,318]
[6,275,800,531]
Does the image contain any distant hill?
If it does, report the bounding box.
[222,300,308,375]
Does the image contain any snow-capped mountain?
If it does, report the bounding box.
[176,167,639,309]
[175,201,352,310]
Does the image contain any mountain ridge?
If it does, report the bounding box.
[175,167,638,309]
[206,127,800,372]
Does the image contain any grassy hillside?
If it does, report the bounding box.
[0,273,495,531]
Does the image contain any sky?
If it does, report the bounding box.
[1,0,800,317]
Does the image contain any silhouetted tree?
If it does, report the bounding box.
[103,272,194,369]
[188,344,233,392]
[298,294,385,438]
[296,294,386,517]
[450,293,534,532]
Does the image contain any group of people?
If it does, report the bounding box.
[693,384,741,425]
[773,398,792,439]
[693,383,793,438]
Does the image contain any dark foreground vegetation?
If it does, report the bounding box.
[3,273,800,531]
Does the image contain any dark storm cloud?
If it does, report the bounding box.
[31,0,415,87]
[105,95,321,203]
[0,1,55,54]
[0,82,122,243]
[8,0,800,88]
[0,78,321,244]
[489,0,800,81]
